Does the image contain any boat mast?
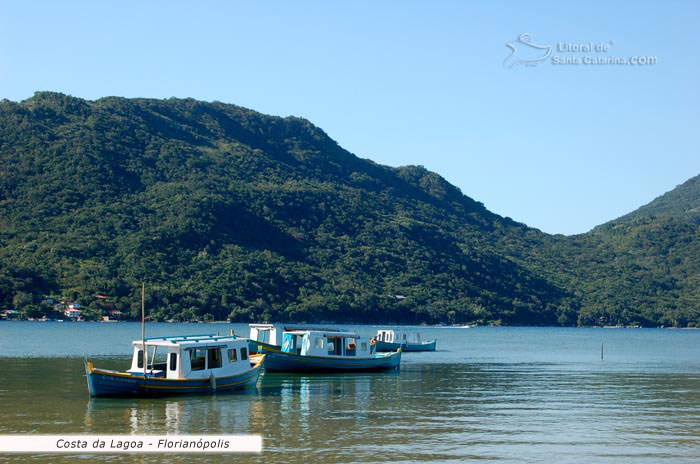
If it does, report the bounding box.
[142,281,146,377]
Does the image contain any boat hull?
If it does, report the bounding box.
[85,355,264,397]
[375,339,437,352]
[261,346,401,372]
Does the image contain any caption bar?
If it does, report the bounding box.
[0,435,262,453]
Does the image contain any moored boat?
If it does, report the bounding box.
[248,324,348,354]
[374,329,437,352]
[261,329,401,372]
[248,324,282,354]
[85,334,265,397]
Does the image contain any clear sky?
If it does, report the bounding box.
[1,1,698,235]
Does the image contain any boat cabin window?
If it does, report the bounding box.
[315,338,324,349]
[228,348,237,362]
[169,352,177,371]
[327,338,343,356]
[190,348,206,371]
[282,333,303,354]
[240,347,248,361]
[346,339,357,356]
[149,347,167,370]
[258,330,270,344]
[402,333,407,340]
[137,349,144,368]
[208,347,222,369]
[361,342,367,351]
[282,334,293,353]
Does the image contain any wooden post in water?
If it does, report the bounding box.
[600,341,604,361]
[142,281,146,377]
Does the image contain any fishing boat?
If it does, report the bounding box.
[248,323,281,354]
[84,334,265,397]
[374,329,437,352]
[260,329,401,372]
[248,324,347,354]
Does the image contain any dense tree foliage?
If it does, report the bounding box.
[0,92,698,326]
[609,175,700,223]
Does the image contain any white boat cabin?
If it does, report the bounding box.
[126,334,252,379]
[281,330,373,357]
[375,329,422,344]
[249,324,281,346]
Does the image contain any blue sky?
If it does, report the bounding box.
[1,1,698,234]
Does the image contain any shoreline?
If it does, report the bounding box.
[1,319,698,329]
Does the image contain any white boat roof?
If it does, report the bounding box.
[249,323,346,332]
[377,329,419,334]
[133,334,241,348]
[284,325,346,332]
[284,330,361,339]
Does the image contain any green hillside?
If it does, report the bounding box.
[572,173,700,326]
[0,92,571,325]
[0,92,698,327]
[611,175,700,222]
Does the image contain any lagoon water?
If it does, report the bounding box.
[1,322,699,463]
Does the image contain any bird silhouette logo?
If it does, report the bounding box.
[503,33,552,69]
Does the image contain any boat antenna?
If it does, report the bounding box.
[142,281,146,377]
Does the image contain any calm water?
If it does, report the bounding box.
[1,322,700,463]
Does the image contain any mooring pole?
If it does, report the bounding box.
[142,281,146,377]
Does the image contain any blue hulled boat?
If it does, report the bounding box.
[85,334,265,397]
[374,329,437,352]
[261,329,401,372]
[247,324,349,354]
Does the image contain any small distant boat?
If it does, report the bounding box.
[84,334,265,397]
[374,329,437,352]
[260,329,401,372]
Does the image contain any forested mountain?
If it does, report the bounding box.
[0,92,697,326]
[573,174,700,327]
[611,175,700,222]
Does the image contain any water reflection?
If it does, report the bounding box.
[239,370,401,457]
[85,391,255,435]
[3,327,700,463]
[164,400,181,434]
